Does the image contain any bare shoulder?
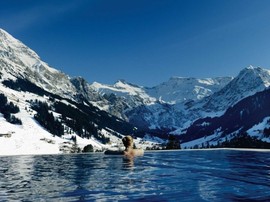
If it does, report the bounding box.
[134,148,144,156]
[125,149,144,157]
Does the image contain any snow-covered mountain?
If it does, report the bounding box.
[90,77,233,105]
[88,66,270,147]
[181,87,270,149]
[146,76,233,104]
[0,28,76,98]
[1,28,270,154]
[0,28,161,155]
[192,66,270,114]
[89,76,233,129]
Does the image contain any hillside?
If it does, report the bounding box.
[1,28,270,154]
[0,28,161,155]
[180,87,270,149]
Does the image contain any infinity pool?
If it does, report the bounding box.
[0,149,270,201]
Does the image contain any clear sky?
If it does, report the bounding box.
[1,0,270,87]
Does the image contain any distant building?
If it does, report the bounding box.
[0,131,14,138]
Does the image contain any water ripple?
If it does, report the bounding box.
[0,150,270,201]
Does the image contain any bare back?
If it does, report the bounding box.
[124,148,144,157]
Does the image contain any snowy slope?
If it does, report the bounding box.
[180,87,270,148]
[0,82,160,155]
[88,66,270,132]
[89,77,233,129]
[0,83,105,155]
[146,76,233,104]
[1,28,270,153]
[193,66,270,114]
[89,80,158,121]
[90,77,232,106]
[91,80,157,105]
[0,28,76,98]
[0,29,162,155]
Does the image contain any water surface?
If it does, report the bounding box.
[0,149,270,201]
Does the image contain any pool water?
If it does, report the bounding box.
[0,149,270,201]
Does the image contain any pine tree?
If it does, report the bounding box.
[166,135,181,149]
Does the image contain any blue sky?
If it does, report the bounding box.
[1,0,270,87]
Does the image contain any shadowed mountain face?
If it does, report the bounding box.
[180,88,270,143]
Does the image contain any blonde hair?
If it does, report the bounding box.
[122,135,133,148]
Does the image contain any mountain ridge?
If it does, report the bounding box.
[1,28,270,153]
[0,28,76,98]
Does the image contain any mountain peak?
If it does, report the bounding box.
[241,66,265,74]
[0,28,41,64]
[115,79,127,85]
[146,76,233,103]
[0,28,13,39]
[237,66,270,87]
[0,28,76,98]
[198,66,270,113]
[114,79,141,89]
[0,28,25,47]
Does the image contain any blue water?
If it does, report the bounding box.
[0,149,270,201]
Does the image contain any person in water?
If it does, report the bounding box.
[122,135,144,157]
[104,135,144,157]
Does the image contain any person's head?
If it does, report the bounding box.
[122,135,133,148]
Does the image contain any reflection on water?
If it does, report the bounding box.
[0,150,270,201]
[122,156,134,170]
